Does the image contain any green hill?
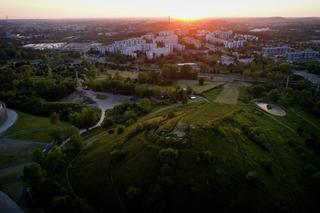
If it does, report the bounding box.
[69,85,320,213]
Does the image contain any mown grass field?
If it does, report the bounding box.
[96,70,139,81]
[4,112,78,142]
[69,83,320,213]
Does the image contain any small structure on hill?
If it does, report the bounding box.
[256,100,286,117]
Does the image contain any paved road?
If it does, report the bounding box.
[80,89,131,129]
[0,109,18,134]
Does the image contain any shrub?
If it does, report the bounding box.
[126,186,142,203]
[138,98,152,113]
[117,126,125,134]
[69,133,83,152]
[158,148,179,166]
[50,112,60,125]
[167,111,175,119]
[198,77,204,86]
[305,135,320,153]
[310,172,320,189]
[103,118,114,128]
[246,171,259,184]
[110,149,126,162]
[200,150,214,164]
[259,158,272,171]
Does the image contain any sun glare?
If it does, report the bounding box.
[170,10,208,21]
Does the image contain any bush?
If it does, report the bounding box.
[138,98,152,113]
[117,126,125,134]
[167,111,175,119]
[158,148,179,166]
[110,149,126,162]
[310,172,320,189]
[69,133,83,152]
[246,171,259,184]
[259,158,272,171]
[126,186,142,203]
[198,77,204,86]
[50,112,60,125]
[103,118,114,128]
[305,135,320,153]
[200,150,214,164]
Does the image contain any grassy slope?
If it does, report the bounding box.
[5,112,78,142]
[70,85,320,212]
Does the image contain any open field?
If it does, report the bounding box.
[215,82,250,105]
[69,83,320,212]
[96,70,139,81]
[4,112,78,142]
[177,79,223,94]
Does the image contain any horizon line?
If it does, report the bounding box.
[1,16,320,21]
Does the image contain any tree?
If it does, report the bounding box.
[198,77,204,86]
[72,197,97,213]
[69,133,83,152]
[22,163,45,188]
[200,63,208,72]
[162,64,179,80]
[117,126,125,134]
[69,108,99,129]
[267,89,280,102]
[158,148,179,166]
[182,95,188,104]
[45,146,66,174]
[246,171,259,184]
[32,149,46,166]
[50,127,67,143]
[126,186,142,203]
[279,63,293,76]
[50,112,60,125]
[186,86,193,96]
[138,98,152,113]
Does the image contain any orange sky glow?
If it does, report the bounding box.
[0,0,319,19]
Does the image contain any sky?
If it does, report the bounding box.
[0,0,320,19]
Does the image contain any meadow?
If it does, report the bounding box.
[4,112,78,142]
[69,83,320,212]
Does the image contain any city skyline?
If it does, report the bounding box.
[1,0,320,20]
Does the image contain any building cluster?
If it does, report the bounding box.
[23,42,100,52]
[262,46,318,61]
[205,30,258,49]
[183,37,202,49]
[96,31,185,59]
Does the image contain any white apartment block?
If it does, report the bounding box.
[205,30,257,49]
[96,31,185,59]
[262,47,293,56]
[183,37,202,49]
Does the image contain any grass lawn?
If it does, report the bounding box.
[4,112,78,142]
[70,84,320,212]
[177,79,223,94]
[215,83,243,105]
[96,70,138,81]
